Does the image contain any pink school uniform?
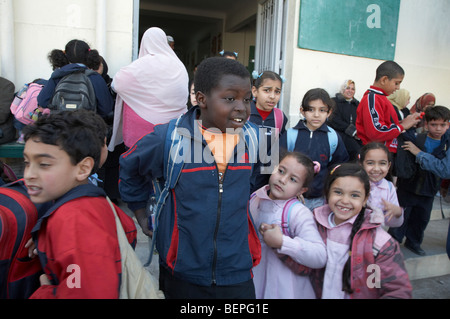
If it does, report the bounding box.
[312,204,412,299]
[249,185,327,299]
[367,178,404,227]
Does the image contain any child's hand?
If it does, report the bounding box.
[39,274,51,286]
[259,223,283,249]
[402,141,421,156]
[382,199,403,221]
[400,113,421,130]
[134,208,153,237]
[25,238,37,258]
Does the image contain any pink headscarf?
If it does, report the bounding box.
[109,27,188,150]
[410,93,436,113]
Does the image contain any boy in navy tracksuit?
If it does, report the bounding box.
[119,57,262,299]
[390,106,450,255]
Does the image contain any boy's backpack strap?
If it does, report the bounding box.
[281,198,300,237]
[243,121,259,167]
[327,126,338,162]
[146,115,185,266]
[287,128,298,152]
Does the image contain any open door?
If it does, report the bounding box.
[254,0,286,75]
[254,0,287,107]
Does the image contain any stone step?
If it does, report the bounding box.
[401,217,450,281]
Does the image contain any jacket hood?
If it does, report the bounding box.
[51,63,88,80]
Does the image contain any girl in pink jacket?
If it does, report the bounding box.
[312,163,412,299]
[250,152,327,299]
[359,142,404,227]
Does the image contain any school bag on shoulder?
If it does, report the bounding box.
[144,115,186,267]
[277,198,312,276]
[272,107,285,136]
[49,69,97,112]
[287,126,338,161]
[10,81,50,125]
[395,133,427,179]
[106,197,164,299]
[0,186,42,299]
[0,160,18,185]
[250,195,311,275]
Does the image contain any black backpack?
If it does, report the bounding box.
[50,69,97,112]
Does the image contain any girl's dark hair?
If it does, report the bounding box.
[324,163,370,294]
[194,57,250,96]
[48,49,69,70]
[47,39,101,71]
[65,39,101,69]
[280,151,316,188]
[359,142,391,163]
[253,71,283,89]
[358,142,392,181]
[301,88,335,112]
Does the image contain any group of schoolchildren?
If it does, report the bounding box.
[1,38,449,300]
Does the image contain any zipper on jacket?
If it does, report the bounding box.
[307,130,313,152]
[211,167,226,285]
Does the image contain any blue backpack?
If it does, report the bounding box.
[286,126,338,162]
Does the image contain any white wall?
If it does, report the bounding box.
[0,0,133,90]
[284,0,450,127]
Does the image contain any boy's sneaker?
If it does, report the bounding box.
[404,241,426,256]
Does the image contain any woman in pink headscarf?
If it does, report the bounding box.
[108,27,188,150]
[409,93,436,133]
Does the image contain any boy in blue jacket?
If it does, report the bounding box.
[390,106,450,256]
[119,57,262,299]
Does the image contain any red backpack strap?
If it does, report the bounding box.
[272,107,283,135]
[281,198,300,237]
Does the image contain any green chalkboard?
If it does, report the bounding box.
[298,0,400,60]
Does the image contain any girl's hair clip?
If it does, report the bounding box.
[234,51,238,57]
[252,70,259,79]
[280,75,286,84]
[313,161,321,174]
[219,50,224,56]
[330,164,341,175]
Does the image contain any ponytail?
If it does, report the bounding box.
[48,49,69,70]
[86,49,101,70]
[341,206,366,294]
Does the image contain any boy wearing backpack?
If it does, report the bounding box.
[119,57,262,299]
[279,88,349,211]
[390,106,450,256]
[21,110,136,299]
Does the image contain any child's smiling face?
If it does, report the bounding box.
[327,176,368,225]
[197,74,252,132]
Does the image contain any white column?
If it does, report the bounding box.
[0,0,16,82]
[96,0,107,57]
